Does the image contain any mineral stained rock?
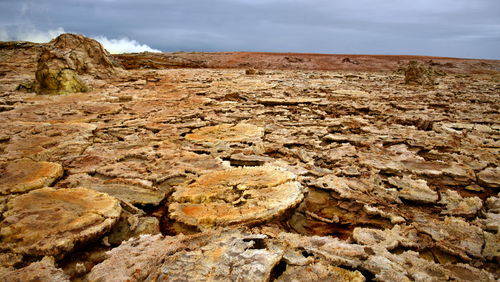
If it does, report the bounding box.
[89,228,496,282]
[1,34,499,280]
[34,33,120,94]
[0,187,121,257]
[169,167,304,228]
[0,158,63,194]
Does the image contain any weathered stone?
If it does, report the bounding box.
[402,61,436,85]
[107,211,160,246]
[169,167,303,228]
[229,153,273,166]
[0,257,69,282]
[34,33,121,94]
[477,167,500,188]
[352,225,420,250]
[276,262,365,282]
[388,175,438,203]
[89,230,284,282]
[185,123,264,144]
[438,189,482,216]
[415,216,484,259]
[0,187,121,257]
[482,231,500,260]
[0,159,63,195]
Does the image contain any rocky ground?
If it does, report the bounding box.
[0,34,499,281]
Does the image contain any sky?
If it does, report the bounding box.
[0,0,499,59]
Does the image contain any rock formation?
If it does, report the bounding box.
[402,60,437,85]
[0,34,499,280]
[34,33,121,94]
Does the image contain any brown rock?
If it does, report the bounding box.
[34,33,121,94]
[169,167,304,228]
[276,262,365,282]
[0,187,121,257]
[89,230,284,282]
[415,216,484,259]
[388,175,438,203]
[477,167,500,188]
[402,61,436,85]
[0,159,63,195]
[438,189,482,216]
[0,257,69,282]
[185,123,264,144]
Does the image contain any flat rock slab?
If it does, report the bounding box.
[0,159,63,195]
[257,98,322,106]
[0,187,121,257]
[169,167,304,228]
[185,123,264,144]
[84,183,165,206]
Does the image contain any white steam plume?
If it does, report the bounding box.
[93,36,161,54]
[0,27,161,54]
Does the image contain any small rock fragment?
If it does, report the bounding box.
[438,189,482,216]
[388,175,438,203]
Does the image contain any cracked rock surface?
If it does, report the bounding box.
[0,187,121,257]
[0,34,499,280]
[169,166,304,228]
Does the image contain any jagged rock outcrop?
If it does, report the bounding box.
[34,33,121,94]
[402,60,437,85]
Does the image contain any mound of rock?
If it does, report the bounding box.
[168,167,304,228]
[34,33,121,94]
[0,187,121,258]
[402,61,436,85]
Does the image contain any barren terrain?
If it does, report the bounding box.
[0,35,499,281]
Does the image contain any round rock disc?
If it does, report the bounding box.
[0,159,63,195]
[0,187,121,257]
[169,167,303,228]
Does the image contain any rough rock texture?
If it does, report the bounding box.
[0,158,63,194]
[0,257,70,282]
[402,60,437,85]
[34,33,120,94]
[169,167,304,228]
[0,187,121,257]
[185,123,264,144]
[89,228,497,282]
[0,35,499,280]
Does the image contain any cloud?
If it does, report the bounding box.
[0,27,65,43]
[0,26,161,54]
[93,36,161,54]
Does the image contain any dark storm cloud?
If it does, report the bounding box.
[1,0,499,58]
